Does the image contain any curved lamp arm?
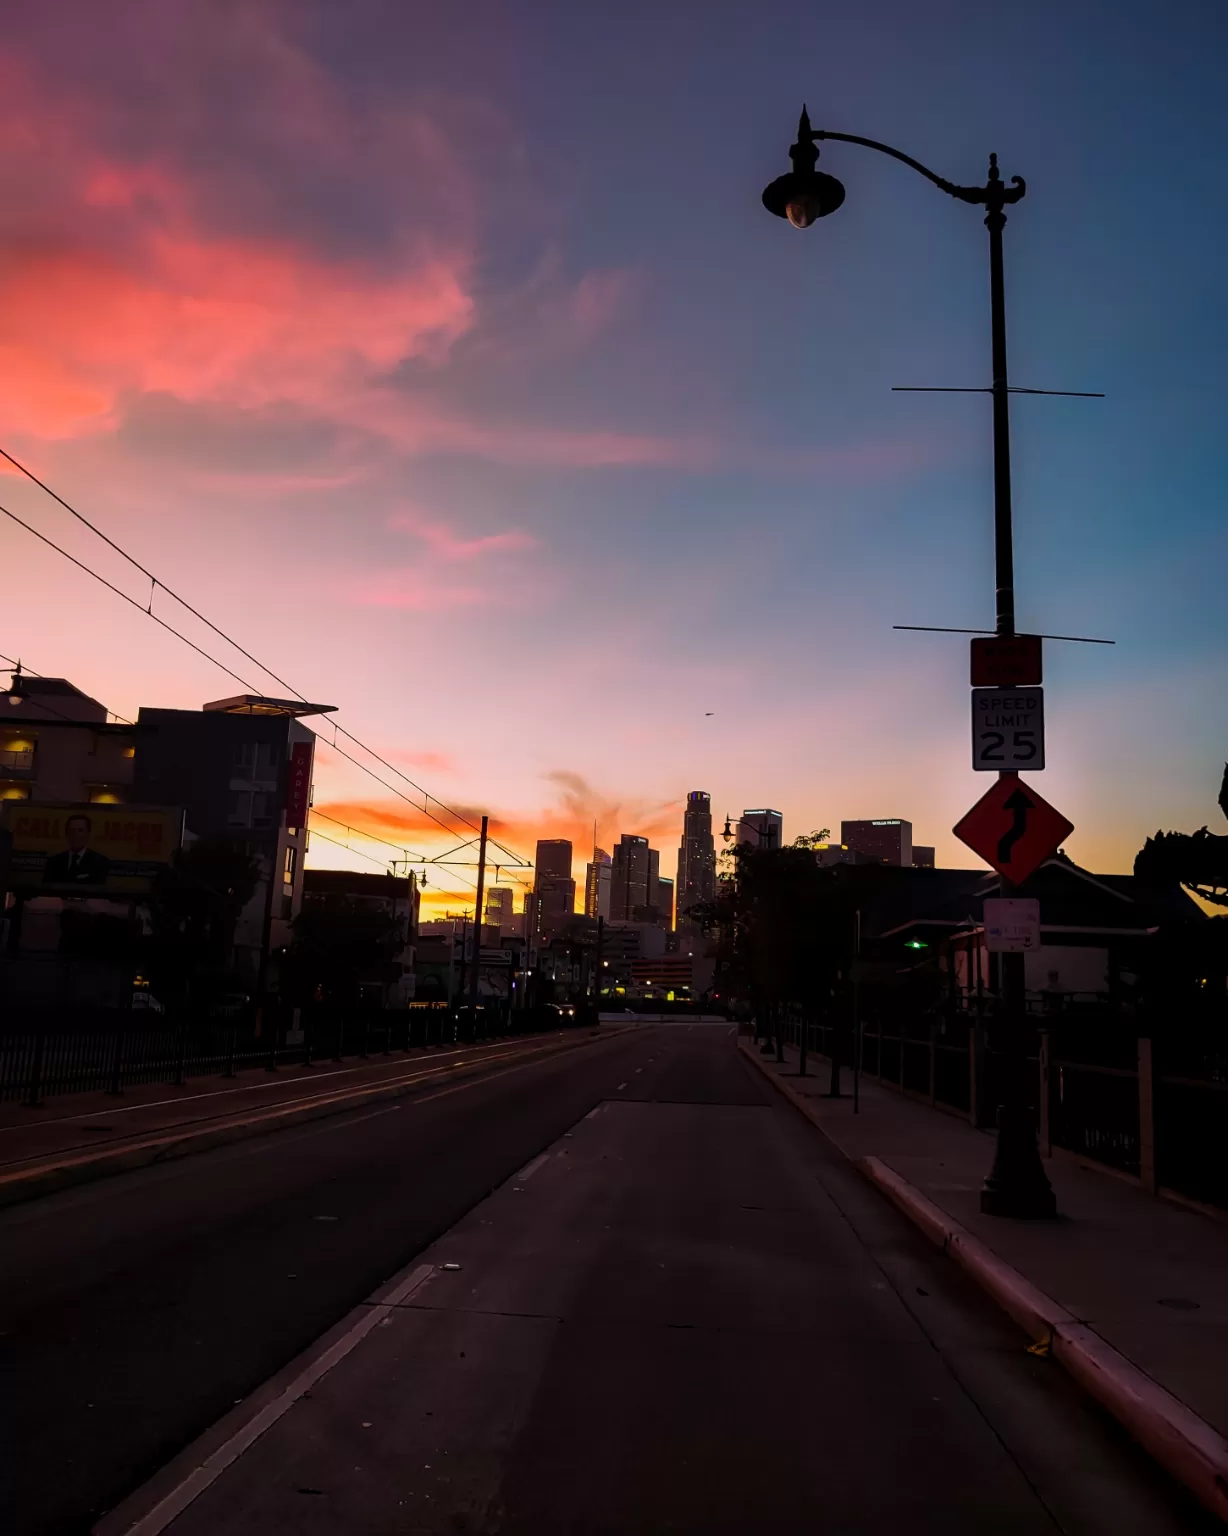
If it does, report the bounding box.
[811,125,1020,207]
[800,109,1024,210]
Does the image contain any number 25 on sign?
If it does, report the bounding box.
[971,687,1045,772]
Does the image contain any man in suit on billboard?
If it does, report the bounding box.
[42,813,111,887]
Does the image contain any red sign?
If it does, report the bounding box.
[953,773,1073,884]
[970,634,1042,687]
[284,740,313,829]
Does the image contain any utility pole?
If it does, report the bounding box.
[467,815,489,1021]
[594,914,605,1018]
[977,178,1056,1217]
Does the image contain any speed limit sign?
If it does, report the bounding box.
[971,687,1045,771]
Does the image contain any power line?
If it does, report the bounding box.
[0,441,495,837]
[0,647,135,727]
[0,450,534,868]
[1,501,257,692]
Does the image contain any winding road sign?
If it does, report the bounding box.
[953,774,1073,884]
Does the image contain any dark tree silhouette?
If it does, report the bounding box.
[1134,764,1228,907]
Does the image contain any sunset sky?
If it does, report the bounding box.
[1,1,1225,913]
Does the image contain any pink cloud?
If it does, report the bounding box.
[388,509,535,561]
[0,237,474,440]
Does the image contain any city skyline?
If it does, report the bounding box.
[1,3,1225,906]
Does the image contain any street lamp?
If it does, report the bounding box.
[762,108,1055,1218]
[722,815,779,852]
[6,663,25,708]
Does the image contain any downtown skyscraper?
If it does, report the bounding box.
[676,790,716,927]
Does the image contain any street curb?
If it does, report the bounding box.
[738,1040,1228,1523]
[0,1028,633,1211]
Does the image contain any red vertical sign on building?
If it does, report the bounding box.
[285,740,313,828]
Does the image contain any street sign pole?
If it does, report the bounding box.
[978,183,1057,1219]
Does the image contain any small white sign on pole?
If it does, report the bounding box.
[983,897,1041,952]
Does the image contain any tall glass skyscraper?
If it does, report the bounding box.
[676,790,716,926]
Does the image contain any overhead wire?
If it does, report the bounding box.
[0,449,534,867]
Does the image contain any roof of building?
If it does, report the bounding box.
[2,676,110,724]
[845,856,1205,940]
[203,695,336,717]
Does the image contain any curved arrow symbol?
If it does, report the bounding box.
[998,786,1035,864]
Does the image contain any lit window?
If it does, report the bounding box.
[284,845,298,886]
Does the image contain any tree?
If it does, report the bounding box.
[146,837,261,999]
[1134,764,1228,907]
[692,841,847,1066]
[792,827,832,850]
[285,895,403,1006]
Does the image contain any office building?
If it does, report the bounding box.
[841,818,912,867]
[676,790,716,925]
[532,838,574,944]
[535,839,573,882]
[585,848,612,921]
[1,674,137,805]
[737,808,784,850]
[912,846,936,869]
[656,875,674,930]
[610,834,651,922]
[535,875,576,942]
[133,693,334,982]
[485,885,515,929]
[813,842,870,867]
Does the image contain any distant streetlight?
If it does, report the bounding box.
[6,663,25,708]
[722,815,779,852]
[762,108,1055,1219]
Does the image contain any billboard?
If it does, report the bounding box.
[0,803,184,895]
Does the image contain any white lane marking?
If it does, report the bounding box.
[115,1264,436,1535]
[584,1105,605,1120]
[634,1068,643,1074]
[616,1082,628,1091]
[515,1152,551,1182]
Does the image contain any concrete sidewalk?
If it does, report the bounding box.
[0,1031,608,1205]
[741,1039,1228,1520]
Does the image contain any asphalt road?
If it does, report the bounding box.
[2,1025,1215,1534]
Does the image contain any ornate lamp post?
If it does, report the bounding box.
[762,110,1055,1217]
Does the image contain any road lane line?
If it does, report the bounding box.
[515,1152,551,1182]
[584,1105,605,1119]
[107,1264,437,1536]
[616,1082,628,1091]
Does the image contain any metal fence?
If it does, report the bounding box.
[780,1005,1228,1212]
[0,1002,579,1107]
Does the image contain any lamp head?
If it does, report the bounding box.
[761,106,845,228]
[6,662,25,708]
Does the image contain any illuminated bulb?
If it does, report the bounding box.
[785,194,821,229]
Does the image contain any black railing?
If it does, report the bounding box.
[779,1002,1227,1212]
[0,1001,582,1107]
